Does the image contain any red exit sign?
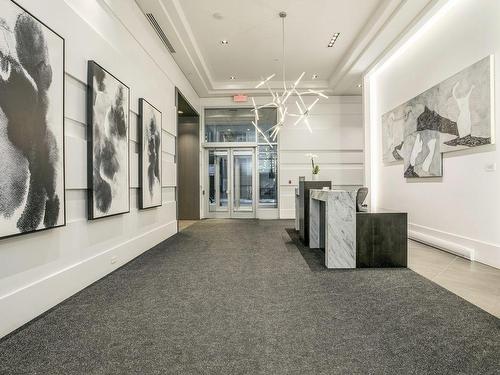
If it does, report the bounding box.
[233,94,248,102]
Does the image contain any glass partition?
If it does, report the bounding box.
[233,150,253,211]
[258,145,278,208]
[208,150,228,212]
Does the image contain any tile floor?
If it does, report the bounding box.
[408,240,500,318]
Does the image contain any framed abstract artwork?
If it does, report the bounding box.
[0,0,65,239]
[139,99,162,209]
[382,56,494,178]
[87,61,130,219]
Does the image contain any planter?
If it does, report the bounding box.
[312,173,320,181]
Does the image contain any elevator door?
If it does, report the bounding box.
[207,148,255,218]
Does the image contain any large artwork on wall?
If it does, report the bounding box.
[0,0,65,239]
[139,99,162,209]
[87,61,130,219]
[382,56,494,177]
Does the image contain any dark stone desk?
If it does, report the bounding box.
[356,209,407,268]
[298,179,331,246]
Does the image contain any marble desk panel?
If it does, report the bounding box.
[310,189,357,269]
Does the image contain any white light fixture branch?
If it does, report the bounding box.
[250,11,327,141]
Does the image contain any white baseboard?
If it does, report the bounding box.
[0,220,177,339]
[409,223,500,269]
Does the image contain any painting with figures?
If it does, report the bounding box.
[0,0,65,238]
[139,99,162,209]
[87,61,130,219]
[382,56,494,177]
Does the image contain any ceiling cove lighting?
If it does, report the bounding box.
[327,32,340,47]
[251,11,328,144]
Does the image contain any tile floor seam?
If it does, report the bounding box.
[429,255,459,281]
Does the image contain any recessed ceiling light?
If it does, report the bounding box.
[178,110,183,114]
[312,74,319,80]
[230,76,235,80]
[221,40,229,45]
[357,83,362,88]
[327,32,340,47]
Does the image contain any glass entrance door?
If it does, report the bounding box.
[233,150,253,213]
[207,148,255,218]
[208,150,229,212]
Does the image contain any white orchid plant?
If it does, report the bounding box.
[306,153,319,175]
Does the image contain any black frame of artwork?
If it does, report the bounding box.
[0,0,66,240]
[138,98,163,209]
[87,60,130,220]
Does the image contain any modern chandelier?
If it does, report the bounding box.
[251,11,328,147]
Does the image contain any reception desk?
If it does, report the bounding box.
[297,179,332,246]
[309,189,407,269]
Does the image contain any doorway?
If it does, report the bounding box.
[207,148,256,218]
[176,90,200,223]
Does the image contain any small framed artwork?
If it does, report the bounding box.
[139,99,162,209]
[0,0,65,239]
[87,61,130,219]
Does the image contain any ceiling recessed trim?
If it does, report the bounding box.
[136,0,436,97]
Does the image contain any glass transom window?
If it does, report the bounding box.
[205,108,276,143]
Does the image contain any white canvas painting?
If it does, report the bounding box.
[88,61,130,219]
[381,56,494,177]
[0,0,65,238]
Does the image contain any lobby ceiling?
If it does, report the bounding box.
[135,0,435,97]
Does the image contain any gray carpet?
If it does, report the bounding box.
[0,219,499,375]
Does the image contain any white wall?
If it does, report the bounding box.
[0,0,199,338]
[199,96,364,219]
[279,96,364,218]
[365,0,500,268]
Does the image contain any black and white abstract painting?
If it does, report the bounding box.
[401,129,442,178]
[87,61,130,219]
[382,56,494,177]
[0,0,65,239]
[381,109,405,163]
[139,99,162,209]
